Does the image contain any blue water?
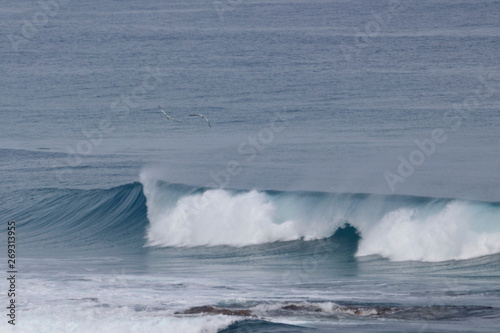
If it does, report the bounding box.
[1,0,500,332]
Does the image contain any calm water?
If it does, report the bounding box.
[1,0,499,332]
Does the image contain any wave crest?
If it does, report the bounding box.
[144,188,334,247]
[140,171,500,262]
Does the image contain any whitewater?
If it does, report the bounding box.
[3,174,500,332]
[141,169,500,262]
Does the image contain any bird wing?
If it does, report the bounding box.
[159,106,179,121]
[188,114,211,127]
[201,116,211,127]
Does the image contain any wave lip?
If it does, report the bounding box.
[356,200,500,262]
[144,187,334,247]
[140,170,500,262]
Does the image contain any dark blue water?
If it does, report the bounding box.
[1,0,500,332]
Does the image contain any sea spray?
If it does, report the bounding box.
[140,170,500,262]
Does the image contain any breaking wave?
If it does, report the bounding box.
[141,170,500,262]
[7,170,499,263]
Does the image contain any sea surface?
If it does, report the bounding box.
[1,0,500,332]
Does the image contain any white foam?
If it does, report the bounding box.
[10,306,237,333]
[141,170,334,247]
[356,201,500,261]
[146,188,313,247]
[336,307,379,316]
[140,170,500,262]
[250,301,338,313]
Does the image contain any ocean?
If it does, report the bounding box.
[1,0,500,332]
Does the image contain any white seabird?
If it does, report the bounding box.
[189,113,211,128]
[159,106,178,122]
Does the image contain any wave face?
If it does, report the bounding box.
[6,182,149,254]
[141,171,500,262]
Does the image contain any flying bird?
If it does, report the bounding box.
[159,106,178,122]
[189,113,211,128]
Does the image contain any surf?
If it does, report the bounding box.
[140,170,500,262]
[6,171,500,263]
